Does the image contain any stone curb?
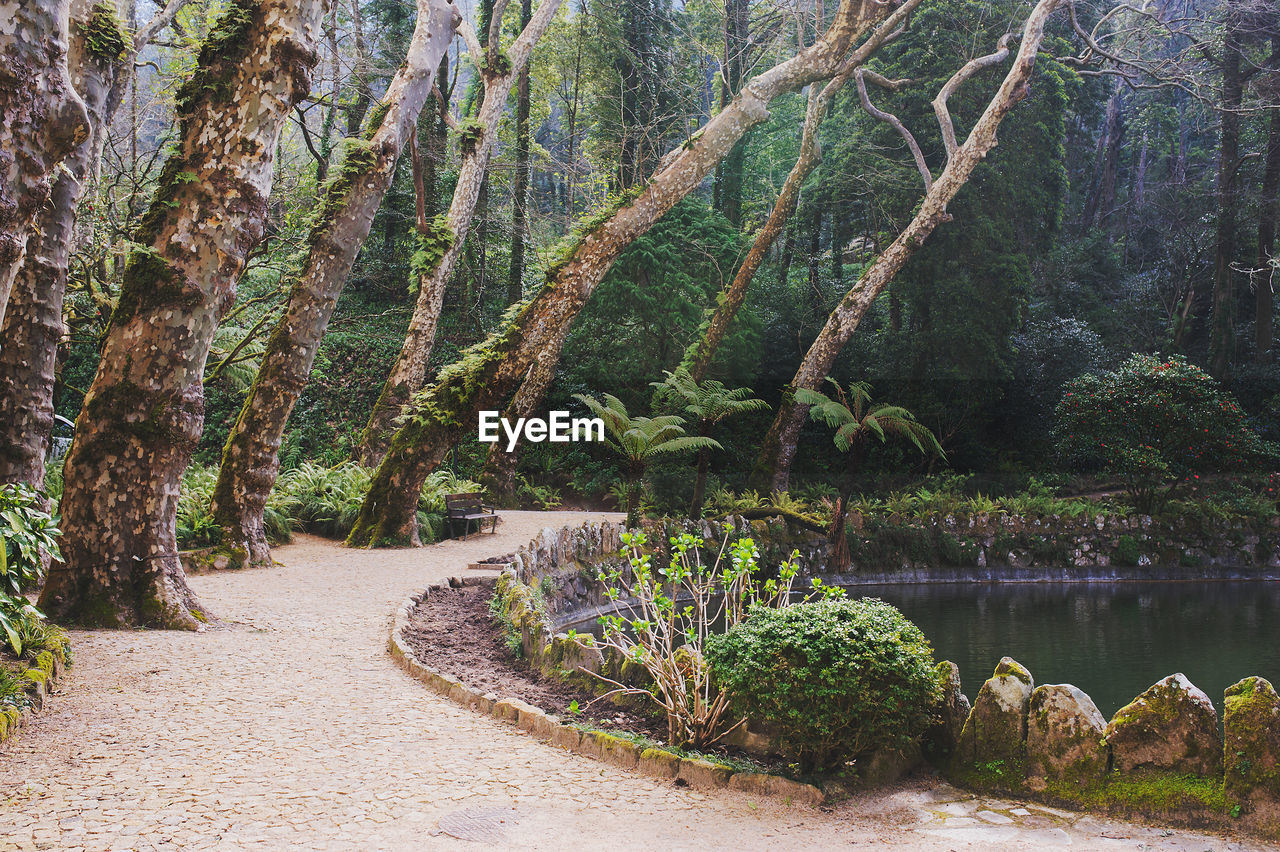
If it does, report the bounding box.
[0,650,67,746]
[388,576,824,808]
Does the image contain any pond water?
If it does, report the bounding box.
[856,581,1280,717]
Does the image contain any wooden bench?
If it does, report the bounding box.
[444,493,499,540]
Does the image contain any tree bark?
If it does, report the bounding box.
[0,0,127,488]
[40,0,324,628]
[1208,12,1245,379]
[356,0,565,467]
[1256,64,1279,363]
[0,0,89,325]
[715,0,751,227]
[478,344,559,502]
[208,0,460,569]
[682,33,920,382]
[753,0,1067,492]
[347,0,899,547]
[508,0,533,306]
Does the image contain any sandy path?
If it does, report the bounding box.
[0,510,1268,850]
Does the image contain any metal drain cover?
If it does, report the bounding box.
[431,805,521,844]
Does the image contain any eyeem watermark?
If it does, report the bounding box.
[479,410,605,452]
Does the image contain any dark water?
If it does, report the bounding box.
[855,581,1280,717]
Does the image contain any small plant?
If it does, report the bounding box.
[0,593,45,657]
[0,483,62,595]
[706,597,941,772]
[569,528,833,749]
[516,475,563,510]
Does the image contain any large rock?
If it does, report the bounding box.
[954,657,1034,770]
[1104,673,1222,776]
[1026,684,1108,786]
[925,661,971,762]
[1224,676,1280,837]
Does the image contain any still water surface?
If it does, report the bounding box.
[855,581,1280,717]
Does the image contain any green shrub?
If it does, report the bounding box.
[1115,534,1141,567]
[707,598,941,771]
[0,483,61,595]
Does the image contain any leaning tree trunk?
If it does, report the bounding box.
[356,0,565,467]
[1208,14,1244,379]
[209,0,459,570]
[754,0,1067,492]
[682,19,919,382]
[347,0,900,547]
[0,0,126,488]
[40,0,324,629]
[1256,84,1279,363]
[0,0,89,325]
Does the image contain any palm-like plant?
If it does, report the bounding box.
[653,368,769,516]
[574,393,721,527]
[796,380,943,570]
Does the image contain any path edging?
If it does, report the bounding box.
[388,575,824,808]
[0,649,66,746]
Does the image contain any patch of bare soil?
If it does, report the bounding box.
[403,583,668,742]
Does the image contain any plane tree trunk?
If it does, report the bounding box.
[754,0,1067,492]
[208,0,459,569]
[0,0,89,324]
[347,0,899,547]
[40,0,324,628]
[356,0,565,466]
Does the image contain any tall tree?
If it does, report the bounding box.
[346,0,903,547]
[0,0,89,324]
[713,0,751,226]
[208,0,460,569]
[0,0,189,490]
[1208,2,1247,378]
[355,0,565,466]
[1258,94,1280,362]
[753,0,1069,491]
[40,0,326,628]
[509,0,534,305]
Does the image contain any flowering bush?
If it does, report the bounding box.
[1053,355,1276,511]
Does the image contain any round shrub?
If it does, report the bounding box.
[706,598,941,771]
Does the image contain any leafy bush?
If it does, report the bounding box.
[707,598,941,771]
[0,483,61,595]
[1054,355,1276,512]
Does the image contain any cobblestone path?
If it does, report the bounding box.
[0,511,1269,850]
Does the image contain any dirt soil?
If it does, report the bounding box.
[403,583,669,742]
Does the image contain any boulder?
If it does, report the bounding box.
[1224,676,1280,836]
[1026,684,1108,785]
[1104,673,1222,776]
[925,661,971,761]
[954,657,1034,770]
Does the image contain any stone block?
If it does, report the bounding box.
[1026,684,1107,785]
[1224,676,1280,836]
[1105,673,1221,776]
[637,748,681,780]
[954,657,1034,770]
[676,757,732,790]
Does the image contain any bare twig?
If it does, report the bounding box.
[855,68,932,191]
[933,33,1015,162]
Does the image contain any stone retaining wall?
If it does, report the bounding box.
[943,657,1280,840]
[0,647,67,746]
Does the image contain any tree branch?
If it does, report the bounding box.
[933,33,1015,162]
[856,68,932,192]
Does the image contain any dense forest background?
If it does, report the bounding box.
[45,0,1280,506]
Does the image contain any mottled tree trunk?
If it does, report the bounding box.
[209,0,459,569]
[348,0,897,547]
[1208,17,1244,379]
[754,0,1066,492]
[356,0,565,466]
[0,0,123,487]
[508,0,533,306]
[0,0,89,325]
[41,0,324,629]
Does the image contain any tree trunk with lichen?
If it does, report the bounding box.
[753,0,1066,492]
[209,0,458,569]
[40,0,323,629]
[348,0,898,547]
[0,0,127,488]
[0,0,89,325]
[356,0,565,467]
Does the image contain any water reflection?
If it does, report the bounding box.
[858,581,1280,716]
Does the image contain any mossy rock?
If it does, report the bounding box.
[925,660,970,762]
[952,657,1034,782]
[1105,673,1222,777]
[1027,683,1108,786]
[1224,676,1280,836]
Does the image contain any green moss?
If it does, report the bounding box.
[458,118,485,155]
[543,184,647,283]
[362,98,393,140]
[34,651,55,678]
[482,49,512,77]
[83,1,130,62]
[409,217,456,283]
[310,139,380,245]
[1047,772,1229,816]
[1224,676,1280,801]
[1116,535,1142,567]
[22,668,47,686]
[173,0,258,118]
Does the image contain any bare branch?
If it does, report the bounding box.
[932,33,1015,162]
[458,18,484,68]
[134,0,195,52]
[856,69,931,192]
